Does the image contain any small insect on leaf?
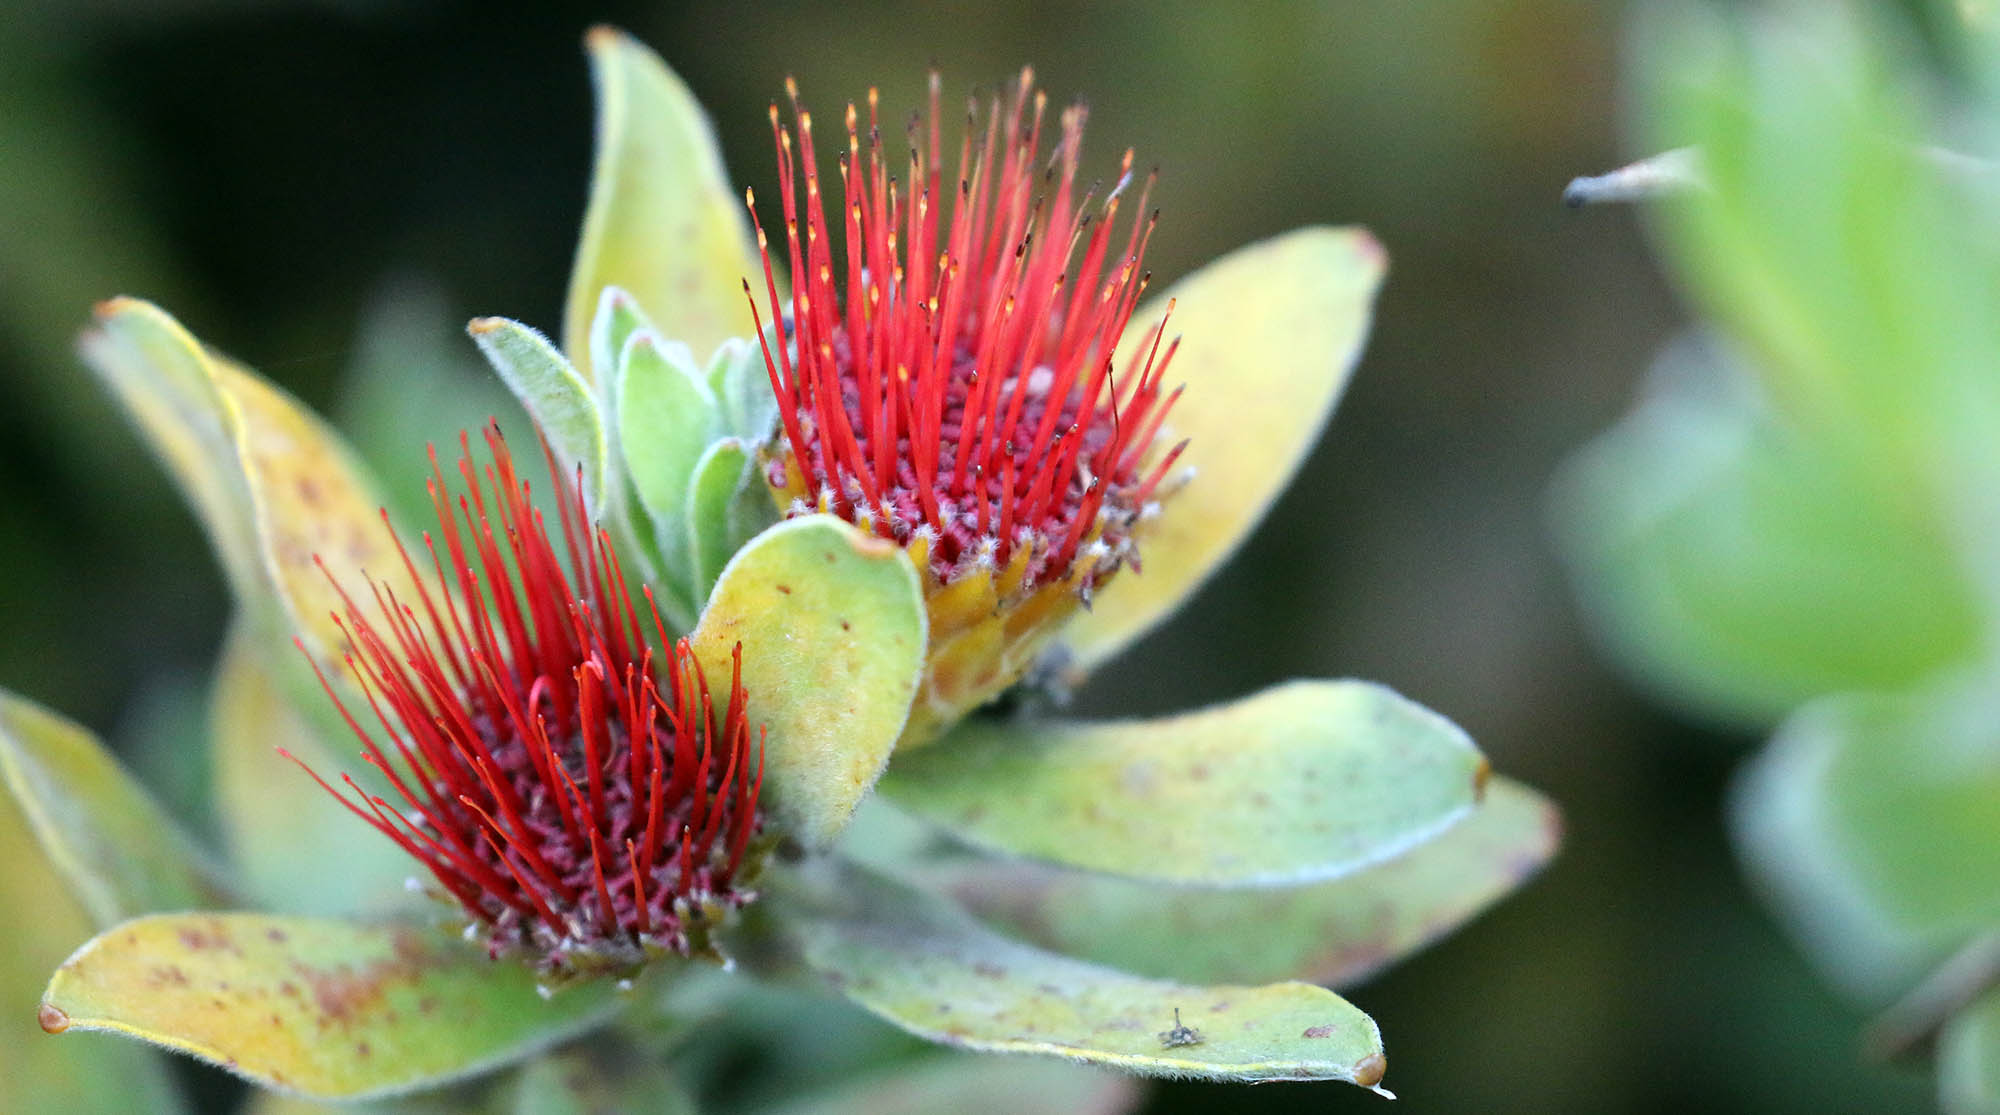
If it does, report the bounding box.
[1159,1007,1203,1049]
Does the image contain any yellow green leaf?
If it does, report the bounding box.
[881,680,1487,886]
[79,298,420,671]
[0,776,185,1114]
[565,27,770,374]
[210,624,418,917]
[917,778,1558,987]
[40,913,624,1101]
[689,516,925,848]
[763,859,1389,1088]
[0,687,231,928]
[79,296,258,598]
[1059,227,1386,676]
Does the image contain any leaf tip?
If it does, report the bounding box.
[465,316,506,337]
[92,295,145,321]
[1473,755,1493,800]
[1353,1051,1387,1088]
[583,24,628,54]
[38,1001,70,1034]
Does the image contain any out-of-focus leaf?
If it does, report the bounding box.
[40,913,623,1101]
[565,28,770,374]
[882,679,1486,886]
[0,782,185,1114]
[211,624,418,917]
[468,317,606,517]
[507,1041,698,1115]
[1643,3,2000,601]
[335,277,524,530]
[760,1055,1139,1115]
[1060,228,1385,677]
[759,859,1389,1088]
[909,777,1557,987]
[1553,334,1983,727]
[0,687,230,927]
[1731,677,2000,1004]
[1943,989,2000,1115]
[689,516,925,848]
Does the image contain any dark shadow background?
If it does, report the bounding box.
[0,1,1937,1111]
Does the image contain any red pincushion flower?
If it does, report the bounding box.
[745,68,1186,598]
[287,425,765,980]
[744,70,1189,745]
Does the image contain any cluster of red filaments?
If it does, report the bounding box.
[745,67,1187,594]
[288,426,765,980]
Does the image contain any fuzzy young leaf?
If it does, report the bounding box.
[565,28,771,376]
[689,516,924,848]
[685,437,777,605]
[705,335,780,444]
[908,777,1557,987]
[760,859,1389,1088]
[618,329,720,620]
[40,914,624,1101]
[1059,228,1386,677]
[882,679,1486,886]
[468,317,606,516]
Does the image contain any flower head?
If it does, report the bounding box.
[745,69,1187,744]
[288,425,766,981]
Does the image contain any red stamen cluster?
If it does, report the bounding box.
[745,68,1187,593]
[288,425,765,979]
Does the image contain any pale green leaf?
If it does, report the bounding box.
[40,914,624,1101]
[705,334,779,444]
[0,687,230,927]
[760,859,1389,1088]
[507,1040,697,1115]
[210,624,419,917]
[0,778,185,1114]
[1553,334,1982,728]
[686,437,778,605]
[1944,989,2000,1115]
[468,317,606,517]
[565,27,770,375]
[1731,676,2000,1004]
[619,328,720,621]
[1060,228,1385,676]
[760,1054,1139,1115]
[909,777,1558,987]
[689,516,925,848]
[881,679,1487,886]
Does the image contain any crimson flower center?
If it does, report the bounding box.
[746,68,1187,594]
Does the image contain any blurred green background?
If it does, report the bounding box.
[0,1,1938,1111]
